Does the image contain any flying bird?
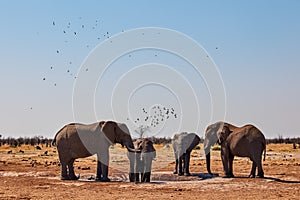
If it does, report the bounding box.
[52,21,55,26]
[56,50,59,53]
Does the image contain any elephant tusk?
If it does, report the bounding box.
[126,146,141,153]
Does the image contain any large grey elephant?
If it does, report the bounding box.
[204,121,266,178]
[129,138,156,182]
[52,121,139,181]
[172,132,200,176]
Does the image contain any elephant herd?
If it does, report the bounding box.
[52,120,266,182]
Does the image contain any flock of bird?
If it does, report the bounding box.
[42,17,111,86]
[131,106,178,128]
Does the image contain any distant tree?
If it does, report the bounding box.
[135,125,150,138]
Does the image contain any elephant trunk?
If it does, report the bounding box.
[205,151,212,175]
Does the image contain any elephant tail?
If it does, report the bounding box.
[52,125,68,146]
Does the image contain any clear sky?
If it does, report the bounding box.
[0,0,299,139]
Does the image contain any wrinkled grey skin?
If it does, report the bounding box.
[52,121,138,181]
[172,132,200,176]
[128,138,156,182]
[218,124,266,178]
[204,121,266,178]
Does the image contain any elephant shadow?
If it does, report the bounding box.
[189,173,219,180]
[221,175,300,183]
[263,176,300,184]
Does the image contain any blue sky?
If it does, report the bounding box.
[0,0,299,138]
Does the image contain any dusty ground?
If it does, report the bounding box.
[0,143,299,200]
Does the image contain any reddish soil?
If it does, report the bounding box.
[0,144,299,199]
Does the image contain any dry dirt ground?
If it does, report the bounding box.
[0,143,299,200]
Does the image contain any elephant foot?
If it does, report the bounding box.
[98,177,111,182]
[257,173,264,178]
[184,172,191,176]
[249,174,255,178]
[61,175,70,180]
[69,175,80,180]
[129,173,135,182]
[223,174,234,178]
[173,171,178,174]
[178,172,184,176]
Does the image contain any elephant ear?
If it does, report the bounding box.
[218,125,232,144]
[100,121,117,144]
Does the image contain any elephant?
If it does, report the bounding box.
[129,138,156,182]
[52,121,139,181]
[204,121,266,178]
[172,132,200,176]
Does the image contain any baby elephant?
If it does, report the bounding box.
[130,138,156,182]
[172,132,200,176]
[218,124,266,178]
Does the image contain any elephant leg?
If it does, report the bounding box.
[68,158,79,180]
[142,172,151,182]
[142,158,152,182]
[97,151,110,182]
[228,154,234,177]
[96,161,102,180]
[58,153,69,180]
[100,163,110,182]
[135,155,142,182]
[256,157,264,178]
[178,155,184,176]
[128,152,135,182]
[60,162,69,180]
[249,161,256,178]
[173,159,178,174]
[184,152,191,176]
[221,147,230,178]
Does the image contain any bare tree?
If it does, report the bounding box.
[135,125,150,138]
